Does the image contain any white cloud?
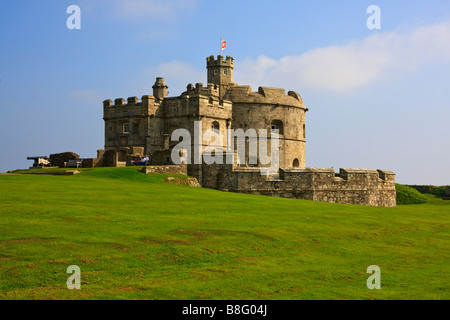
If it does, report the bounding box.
[235,21,450,92]
[127,21,450,97]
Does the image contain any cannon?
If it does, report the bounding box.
[27,156,52,168]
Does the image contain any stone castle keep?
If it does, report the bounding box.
[99,54,396,207]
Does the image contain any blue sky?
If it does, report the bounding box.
[1,0,449,185]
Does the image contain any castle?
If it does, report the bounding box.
[100,54,396,207]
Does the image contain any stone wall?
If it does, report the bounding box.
[142,164,188,175]
[200,161,396,207]
[165,176,200,187]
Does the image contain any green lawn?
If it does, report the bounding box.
[0,167,448,300]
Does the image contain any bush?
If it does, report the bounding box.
[428,186,449,197]
[396,184,429,205]
[405,185,450,198]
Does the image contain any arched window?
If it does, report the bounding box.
[211,121,220,132]
[293,158,300,168]
[271,120,284,135]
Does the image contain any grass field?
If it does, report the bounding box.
[0,167,448,300]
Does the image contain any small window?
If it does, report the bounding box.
[271,120,284,135]
[214,70,218,75]
[293,158,300,168]
[211,121,220,132]
[223,69,227,75]
[123,123,130,134]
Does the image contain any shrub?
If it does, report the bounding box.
[406,185,450,198]
[396,184,429,205]
[428,186,449,197]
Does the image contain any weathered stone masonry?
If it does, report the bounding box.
[200,154,396,207]
[100,54,396,207]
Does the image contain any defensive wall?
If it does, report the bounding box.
[200,156,396,207]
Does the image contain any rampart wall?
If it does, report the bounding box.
[200,160,396,207]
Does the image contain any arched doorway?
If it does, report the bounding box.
[293,158,300,168]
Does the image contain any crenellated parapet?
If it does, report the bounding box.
[280,168,395,186]
[103,95,157,120]
[206,55,234,67]
[182,82,220,98]
[224,85,307,110]
[278,168,396,206]
[202,164,396,207]
[103,95,156,108]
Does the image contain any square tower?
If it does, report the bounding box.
[206,55,236,99]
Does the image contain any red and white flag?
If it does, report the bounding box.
[221,40,227,50]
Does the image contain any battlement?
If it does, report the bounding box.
[201,164,396,207]
[183,82,220,98]
[206,55,234,67]
[224,85,306,109]
[280,168,395,183]
[103,95,155,108]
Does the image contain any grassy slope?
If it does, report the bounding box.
[0,167,448,300]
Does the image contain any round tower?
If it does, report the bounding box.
[224,86,308,169]
[152,77,168,100]
[206,55,236,99]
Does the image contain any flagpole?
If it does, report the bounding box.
[220,37,223,56]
